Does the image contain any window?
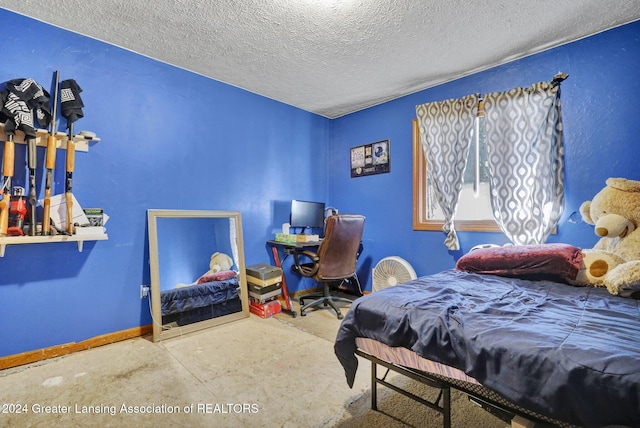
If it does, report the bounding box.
[412,99,500,232]
[414,77,566,244]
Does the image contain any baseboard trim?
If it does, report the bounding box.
[0,324,153,371]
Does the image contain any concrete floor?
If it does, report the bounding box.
[0,299,370,428]
[0,295,508,428]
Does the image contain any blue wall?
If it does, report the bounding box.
[0,8,638,357]
[0,9,329,357]
[156,217,234,290]
[330,21,640,281]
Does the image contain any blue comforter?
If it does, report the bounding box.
[334,270,640,427]
[161,277,239,316]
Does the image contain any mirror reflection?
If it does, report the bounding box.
[147,210,249,342]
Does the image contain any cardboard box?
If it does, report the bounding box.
[275,233,297,243]
[246,266,283,302]
[246,274,281,287]
[249,299,281,318]
[247,281,282,295]
[246,264,282,282]
[275,234,320,243]
[83,208,104,226]
[296,234,320,242]
[249,287,282,303]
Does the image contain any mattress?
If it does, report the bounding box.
[355,337,480,385]
[335,269,640,427]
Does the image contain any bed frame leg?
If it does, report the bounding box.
[443,386,451,428]
[362,351,452,428]
[371,360,378,411]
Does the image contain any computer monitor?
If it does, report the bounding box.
[290,200,325,231]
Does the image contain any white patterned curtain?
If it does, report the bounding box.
[229,217,239,270]
[416,94,479,250]
[484,80,565,245]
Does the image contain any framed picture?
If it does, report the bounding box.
[350,139,390,178]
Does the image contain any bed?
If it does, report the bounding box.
[334,248,640,427]
[160,276,241,324]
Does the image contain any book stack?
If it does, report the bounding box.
[246,263,283,318]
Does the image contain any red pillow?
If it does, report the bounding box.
[197,270,237,284]
[455,243,583,282]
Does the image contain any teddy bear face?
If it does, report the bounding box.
[209,252,233,272]
[580,178,640,238]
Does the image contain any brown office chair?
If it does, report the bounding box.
[292,214,365,319]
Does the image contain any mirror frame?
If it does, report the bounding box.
[147,209,249,342]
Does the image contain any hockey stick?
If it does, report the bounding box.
[42,71,60,235]
[60,79,84,234]
[0,86,39,236]
[2,78,51,235]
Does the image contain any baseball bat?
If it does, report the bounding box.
[0,133,15,236]
[65,122,75,234]
[42,70,60,235]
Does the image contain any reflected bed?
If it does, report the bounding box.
[161,277,240,317]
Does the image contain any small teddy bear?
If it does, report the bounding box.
[571,177,640,298]
[206,252,234,274]
[174,252,235,288]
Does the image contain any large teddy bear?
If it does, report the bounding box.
[572,177,640,298]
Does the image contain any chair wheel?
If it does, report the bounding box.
[301,310,307,317]
[337,313,344,320]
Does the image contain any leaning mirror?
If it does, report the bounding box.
[147,209,249,342]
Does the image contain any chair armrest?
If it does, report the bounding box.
[293,250,320,277]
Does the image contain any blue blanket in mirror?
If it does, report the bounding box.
[160,277,239,316]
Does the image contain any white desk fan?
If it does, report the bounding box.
[372,256,417,292]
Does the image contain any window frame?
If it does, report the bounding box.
[412,118,501,232]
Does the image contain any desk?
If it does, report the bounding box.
[266,240,322,318]
[267,239,323,250]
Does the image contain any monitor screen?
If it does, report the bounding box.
[290,200,325,230]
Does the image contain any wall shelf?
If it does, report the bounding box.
[0,234,108,257]
[0,123,100,152]
[0,123,104,255]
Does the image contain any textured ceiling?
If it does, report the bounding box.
[1,0,639,118]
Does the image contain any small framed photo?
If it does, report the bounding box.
[350,139,390,177]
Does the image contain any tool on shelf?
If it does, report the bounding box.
[42,71,60,236]
[7,187,26,236]
[60,78,85,234]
